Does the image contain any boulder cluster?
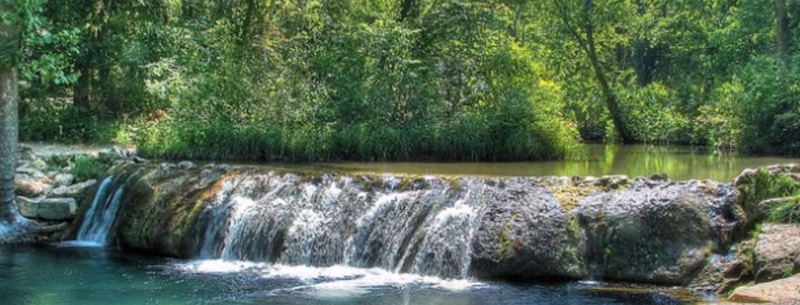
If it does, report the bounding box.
[13,145,135,221]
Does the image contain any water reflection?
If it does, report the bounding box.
[321,145,800,181]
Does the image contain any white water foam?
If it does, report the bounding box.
[175,260,483,295]
[53,241,106,248]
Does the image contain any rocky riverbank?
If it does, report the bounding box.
[11,145,138,222]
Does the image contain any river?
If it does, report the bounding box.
[3,144,794,304]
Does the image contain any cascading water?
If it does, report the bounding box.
[77,176,125,245]
[194,174,482,279]
[76,163,737,286]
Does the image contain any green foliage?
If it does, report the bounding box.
[12,0,800,160]
[70,155,106,182]
[737,169,800,221]
[767,197,800,224]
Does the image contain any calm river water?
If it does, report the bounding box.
[319,145,800,181]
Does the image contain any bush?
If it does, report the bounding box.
[71,155,107,182]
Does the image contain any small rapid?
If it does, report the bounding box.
[76,176,125,245]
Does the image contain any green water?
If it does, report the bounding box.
[317,145,800,181]
[0,245,697,305]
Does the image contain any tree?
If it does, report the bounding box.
[0,0,20,223]
[775,0,791,73]
[551,0,634,143]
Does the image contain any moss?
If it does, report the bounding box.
[497,212,518,261]
[550,184,602,211]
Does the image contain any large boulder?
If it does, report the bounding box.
[573,180,726,285]
[469,179,586,280]
[753,224,800,282]
[17,197,77,221]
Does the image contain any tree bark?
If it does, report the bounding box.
[775,0,791,73]
[73,60,92,111]
[553,0,633,142]
[632,0,653,86]
[0,67,19,223]
[0,2,19,222]
[583,7,633,143]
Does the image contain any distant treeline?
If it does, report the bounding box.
[13,0,800,161]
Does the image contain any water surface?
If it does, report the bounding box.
[0,245,695,305]
[319,145,800,181]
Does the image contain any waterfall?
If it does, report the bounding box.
[77,176,125,245]
[73,164,737,284]
[192,174,482,279]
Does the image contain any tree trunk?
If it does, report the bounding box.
[0,67,19,223]
[632,0,653,86]
[582,0,634,142]
[73,60,92,111]
[0,2,19,222]
[775,0,791,73]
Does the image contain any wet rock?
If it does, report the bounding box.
[133,156,147,164]
[17,196,77,221]
[573,180,725,285]
[53,173,75,187]
[469,180,587,280]
[215,164,232,172]
[753,224,800,283]
[178,161,195,170]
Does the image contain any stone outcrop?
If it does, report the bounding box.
[73,163,741,286]
[17,197,78,221]
[728,274,800,303]
[753,224,800,283]
[12,147,132,223]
